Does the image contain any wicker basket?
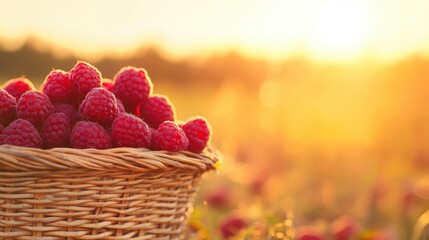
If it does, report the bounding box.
[0,145,220,240]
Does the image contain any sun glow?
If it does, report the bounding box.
[1,0,429,61]
[308,1,374,60]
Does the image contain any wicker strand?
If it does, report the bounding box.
[0,145,219,172]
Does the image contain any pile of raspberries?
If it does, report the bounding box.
[0,61,210,152]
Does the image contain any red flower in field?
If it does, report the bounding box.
[296,226,325,240]
[330,216,360,240]
[205,186,230,208]
[219,214,247,239]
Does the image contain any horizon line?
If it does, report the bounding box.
[1,36,429,65]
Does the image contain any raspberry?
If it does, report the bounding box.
[79,87,119,126]
[113,67,153,112]
[152,121,188,151]
[102,78,114,92]
[70,61,102,96]
[139,95,175,128]
[2,77,34,99]
[0,89,16,125]
[296,227,324,240]
[181,117,211,153]
[205,187,230,208]
[0,124,4,134]
[54,103,78,124]
[331,216,360,240]
[41,112,71,148]
[41,69,75,103]
[0,119,42,148]
[116,99,125,114]
[17,90,54,125]
[219,215,247,239]
[111,113,151,148]
[70,121,112,149]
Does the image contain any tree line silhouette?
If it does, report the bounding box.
[0,39,267,91]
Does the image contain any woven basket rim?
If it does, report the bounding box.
[0,145,220,172]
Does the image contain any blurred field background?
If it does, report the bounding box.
[2,0,429,239]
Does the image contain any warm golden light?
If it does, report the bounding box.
[308,1,373,60]
[259,80,281,108]
[1,1,429,238]
[0,0,429,61]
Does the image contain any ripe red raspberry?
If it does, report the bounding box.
[54,103,78,124]
[79,87,119,126]
[41,112,71,148]
[41,69,75,103]
[116,99,125,114]
[181,117,211,153]
[113,67,153,112]
[219,214,247,239]
[331,216,360,240]
[0,119,42,148]
[152,121,188,151]
[17,90,54,125]
[111,113,151,148]
[70,61,102,96]
[2,77,34,99]
[70,121,112,149]
[139,95,175,128]
[0,89,16,125]
[205,186,230,208]
[102,78,114,92]
[0,124,4,134]
[296,227,325,240]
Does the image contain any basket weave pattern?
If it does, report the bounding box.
[0,145,218,239]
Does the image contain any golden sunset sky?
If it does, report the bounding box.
[0,0,428,61]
